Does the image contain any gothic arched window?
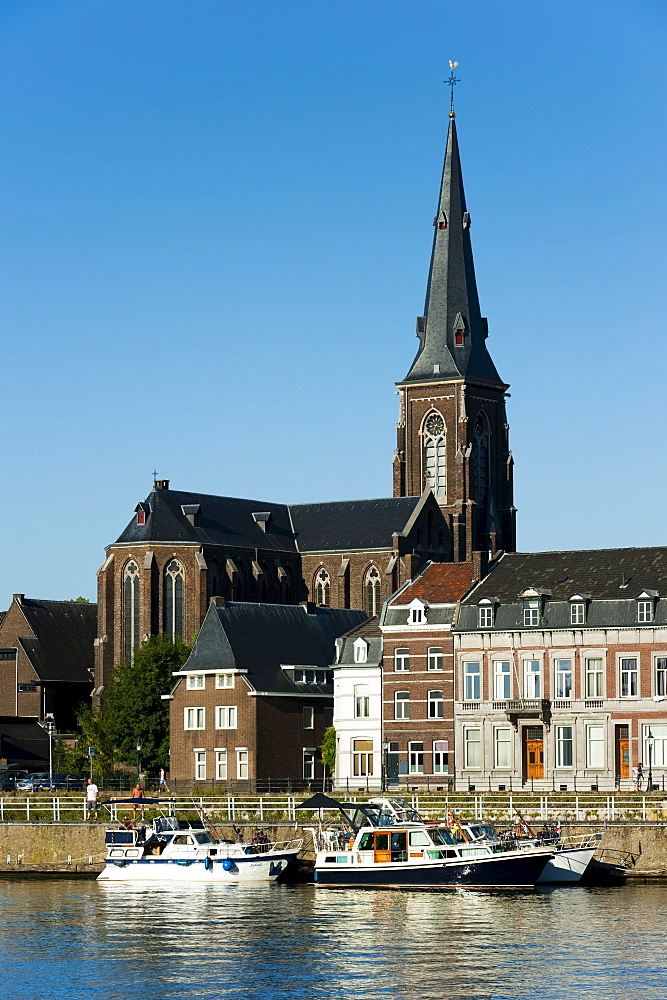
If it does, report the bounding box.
[164,559,185,638]
[208,562,221,600]
[123,560,141,662]
[314,568,330,606]
[422,411,446,497]
[365,565,381,616]
[472,412,490,504]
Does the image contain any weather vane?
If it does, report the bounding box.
[445,60,460,115]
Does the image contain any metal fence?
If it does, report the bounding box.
[0,791,666,825]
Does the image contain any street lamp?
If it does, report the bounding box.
[647,728,655,792]
[44,713,55,787]
[136,743,142,783]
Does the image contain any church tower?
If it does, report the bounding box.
[393,107,516,562]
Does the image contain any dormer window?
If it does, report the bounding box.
[478,599,495,628]
[408,599,428,625]
[569,595,589,626]
[353,638,368,664]
[455,329,464,346]
[520,588,550,628]
[637,592,657,623]
[135,502,150,526]
[137,511,145,525]
[181,504,200,527]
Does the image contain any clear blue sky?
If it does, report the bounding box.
[1,0,666,608]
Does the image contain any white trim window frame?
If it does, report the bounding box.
[494,726,512,768]
[464,727,482,768]
[194,749,206,781]
[394,648,410,672]
[394,691,410,720]
[463,660,481,701]
[638,600,654,623]
[478,604,494,628]
[656,656,667,697]
[523,599,540,627]
[523,659,541,698]
[427,647,443,671]
[643,724,667,767]
[586,724,605,768]
[236,747,249,780]
[585,657,604,698]
[354,684,370,718]
[215,673,234,689]
[570,602,586,625]
[214,748,227,781]
[353,638,368,663]
[184,707,205,730]
[408,741,424,774]
[433,740,448,774]
[619,656,639,698]
[493,660,511,700]
[554,659,573,699]
[215,705,237,730]
[555,725,574,768]
[427,689,444,719]
[303,705,315,729]
[303,748,316,781]
[186,674,205,690]
[352,738,373,777]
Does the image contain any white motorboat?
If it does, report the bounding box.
[98,801,301,883]
[459,821,599,885]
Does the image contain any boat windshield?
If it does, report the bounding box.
[194,833,213,845]
[466,824,498,842]
[429,827,457,847]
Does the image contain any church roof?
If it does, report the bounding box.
[180,602,368,694]
[113,488,423,554]
[3,598,96,683]
[388,561,476,605]
[402,114,503,387]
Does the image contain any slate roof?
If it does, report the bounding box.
[458,548,667,631]
[338,616,381,640]
[335,617,382,667]
[402,116,503,387]
[13,599,97,683]
[113,488,422,554]
[0,716,49,766]
[180,602,368,694]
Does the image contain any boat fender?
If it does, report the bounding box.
[204,856,213,872]
[222,858,238,873]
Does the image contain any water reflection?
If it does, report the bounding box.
[0,881,665,999]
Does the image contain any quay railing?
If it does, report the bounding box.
[0,791,667,825]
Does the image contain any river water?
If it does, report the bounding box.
[0,880,665,999]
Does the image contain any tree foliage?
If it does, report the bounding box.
[69,635,190,773]
[320,726,336,772]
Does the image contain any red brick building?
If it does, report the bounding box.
[380,561,476,789]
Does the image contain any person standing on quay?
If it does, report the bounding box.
[86,778,99,818]
[632,763,644,791]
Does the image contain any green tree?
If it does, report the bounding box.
[320,726,336,772]
[68,596,90,603]
[71,635,190,773]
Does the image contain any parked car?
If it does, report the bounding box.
[46,774,84,791]
[0,770,28,791]
[15,772,50,791]
[15,772,84,792]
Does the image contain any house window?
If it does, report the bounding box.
[352,739,373,777]
[555,726,573,767]
[303,706,315,729]
[620,657,638,697]
[554,659,573,699]
[585,658,604,698]
[186,674,205,690]
[394,648,410,671]
[656,657,667,697]
[365,566,382,616]
[303,749,316,781]
[643,725,667,766]
[409,741,424,774]
[184,708,205,730]
[164,559,185,639]
[353,638,368,663]
[523,659,541,698]
[638,600,654,623]
[324,707,333,728]
[215,674,234,689]
[428,690,444,719]
[215,706,237,730]
[194,750,206,781]
[136,510,146,525]
[464,728,481,768]
[523,599,540,627]
[427,647,443,671]
[215,749,227,781]
[570,602,585,625]
[587,725,605,768]
[433,740,449,774]
[354,685,370,718]
[493,661,511,700]
[409,601,427,624]
[423,411,446,497]
[463,661,481,701]
[394,691,410,720]
[123,560,141,662]
[236,748,248,780]
[479,605,494,628]
[494,727,512,768]
[314,568,330,606]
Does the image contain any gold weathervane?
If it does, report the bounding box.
[446,61,460,116]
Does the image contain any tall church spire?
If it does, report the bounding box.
[403,112,502,385]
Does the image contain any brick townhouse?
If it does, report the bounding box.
[166,598,366,791]
[454,548,667,791]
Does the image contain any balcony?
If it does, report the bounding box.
[501,698,552,727]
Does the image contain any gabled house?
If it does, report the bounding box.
[331,617,383,793]
[0,595,96,730]
[166,598,367,791]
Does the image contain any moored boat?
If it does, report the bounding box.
[459,821,599,885]
[98,799,302,883]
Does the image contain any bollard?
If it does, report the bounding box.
[88,856,93,865]
[6,855,10,864]
[67,855,72,865]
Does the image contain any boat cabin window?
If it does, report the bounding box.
[429,828,457,847]
[194,833,212,845]
[408,831,431,847]
[172,835,194,846]
[358,833,374,850]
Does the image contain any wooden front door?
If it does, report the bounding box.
[523,726,544,780]
[616,725,630,780]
